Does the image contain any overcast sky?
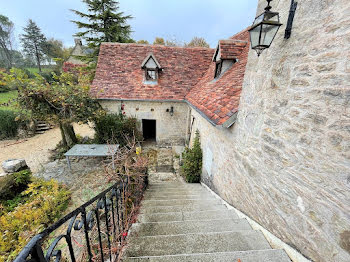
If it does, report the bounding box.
[1,0,258,49]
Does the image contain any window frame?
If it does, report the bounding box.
[145,68,158,81]
[214,60,223,79]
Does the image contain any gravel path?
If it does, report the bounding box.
[0,124,94,173]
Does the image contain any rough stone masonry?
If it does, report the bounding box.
[190,0,350,261]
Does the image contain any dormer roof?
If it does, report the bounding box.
[141,53,162,69]
[213,39,248,62]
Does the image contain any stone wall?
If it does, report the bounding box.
[190,0,350,261]
[100,100,189,146]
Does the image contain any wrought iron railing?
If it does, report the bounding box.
[14,176,147,262]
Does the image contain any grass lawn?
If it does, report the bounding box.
[0,90,18,111]
[25,67,54,74]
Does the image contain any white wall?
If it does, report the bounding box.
[100,100,189,146]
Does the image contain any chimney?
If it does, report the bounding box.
[74,38,82,46]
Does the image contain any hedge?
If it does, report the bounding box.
[0,109,19,139]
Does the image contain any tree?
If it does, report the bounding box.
[136,40,149,44]
[153,37,183,47]
[20,19,47,72]
[0,14,14,68]
[165,39,178,47]
[153,37,165,45]
[44,38,73,68]
[185,37,210,48]
[71,0,133,62]
[1,68,105,147]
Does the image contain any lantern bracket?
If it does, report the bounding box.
[284,0,298,39]
[265,0,272,11]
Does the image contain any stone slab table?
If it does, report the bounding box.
[64,144,119,170]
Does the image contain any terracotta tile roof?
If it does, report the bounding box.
[186,29,250,125]
[91,44,214,100]
[91,28,250,126]
[217,40,248,60]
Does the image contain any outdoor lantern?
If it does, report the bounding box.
[248,0,282,56]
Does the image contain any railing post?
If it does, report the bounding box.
[81,208,93,262]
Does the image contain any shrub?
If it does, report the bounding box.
[0,178,71,261]
[0,109,20,139]
[93,113,142,146]
[0,169,32,202]
[181,130,203,183]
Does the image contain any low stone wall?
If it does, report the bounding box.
[99,100,189,146]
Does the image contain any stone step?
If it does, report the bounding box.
[130,218,252,237]
[147,186,208,192]
[144,188,211,196]
[141,199,221,207]
[125,231,271,257]
[156,165,174,173]
[36,127,50,131]
[137,210,240,223]
[143,194,217,200]
[148,172,177,182]
[145,189,210,196]
[148,182,203,187]
[140,203,228,214]
[125,249,291,262]
[36,123,49,127]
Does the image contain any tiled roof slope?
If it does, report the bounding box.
[186,29,250,125]
[218,40,247,60]
[91,44,214,100]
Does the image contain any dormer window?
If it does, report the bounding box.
[141,53,162,83]
[146,69,157,80]
[212,39,241,79]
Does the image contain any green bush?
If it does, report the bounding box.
[0,109,19,139]
[0,169,32,201]
[181,130,203,183]
[0,178,71,261]
[93,112,142,146]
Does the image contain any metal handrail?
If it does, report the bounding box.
[14,176,147,262]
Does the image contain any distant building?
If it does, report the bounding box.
[63,38,92,72]
[66,38,91,65]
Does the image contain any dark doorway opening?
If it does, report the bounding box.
[142,119,156,141]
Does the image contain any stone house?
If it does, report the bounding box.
[91,31,248,146]
[91,0,350,261]
[65,38,92,66]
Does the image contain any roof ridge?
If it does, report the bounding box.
[100,42,214,50]
[219,39,248,43]
[229,27,250,39]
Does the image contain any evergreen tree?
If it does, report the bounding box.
[181,130,203,183]
[20,19,47,72]
[71,0,133,61]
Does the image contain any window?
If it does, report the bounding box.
[141,53,162,83]
[146,69,157,80]
[214,61,223,78]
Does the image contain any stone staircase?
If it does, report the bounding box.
[35,121,52,134]
[124,182,291,262]
[148,148,177,183]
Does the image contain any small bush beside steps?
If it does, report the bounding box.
[181,130,203,183]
